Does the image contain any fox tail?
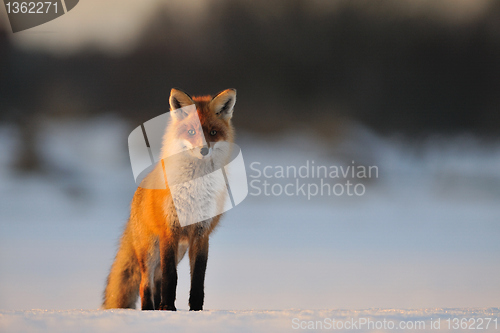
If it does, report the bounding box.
[102,226,140,309]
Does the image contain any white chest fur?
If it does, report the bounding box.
[163,156,229,227]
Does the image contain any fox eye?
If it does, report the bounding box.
[188,129,196,136]
[210,130,217,136]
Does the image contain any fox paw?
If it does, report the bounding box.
[189,303,203,311]
[189,307,203,311]
[158,303,177,311]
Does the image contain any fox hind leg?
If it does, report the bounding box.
[137,240,160,310]
[158,233,179,311]
[138,260,154,310]
[153,265,162,310]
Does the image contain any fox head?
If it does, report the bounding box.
[162,88,236,160]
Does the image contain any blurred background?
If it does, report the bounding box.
[0,0,499,311]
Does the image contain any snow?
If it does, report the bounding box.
[0,116,499,331]
[1,308,499,332]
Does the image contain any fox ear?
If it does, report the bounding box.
[169,88,195,121]
[211,89,236,121]
[169,88,194,111]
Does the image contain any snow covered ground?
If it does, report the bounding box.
[1,308,499,332]
[0,116,499,331]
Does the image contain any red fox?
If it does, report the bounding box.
[103,88,237,311]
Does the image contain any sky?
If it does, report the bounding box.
[0,0,494,55]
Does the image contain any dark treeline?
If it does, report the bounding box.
[1,0,500,137]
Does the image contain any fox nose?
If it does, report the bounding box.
[200,147,209,156]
